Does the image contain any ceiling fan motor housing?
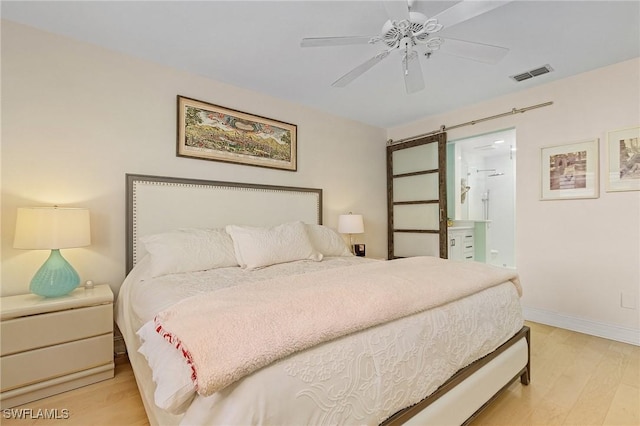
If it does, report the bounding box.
[381,12,433,48]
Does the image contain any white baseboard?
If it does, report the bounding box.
[523,306,640,346]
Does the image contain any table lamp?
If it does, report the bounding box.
[338,212,364,254]
[14,207,91,297]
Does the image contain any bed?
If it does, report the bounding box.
[115,173,530,426]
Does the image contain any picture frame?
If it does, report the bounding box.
[540,139,599,200]
[606,126,640,192]
[177,96,297,171]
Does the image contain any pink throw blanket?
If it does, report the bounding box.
[154,256,521,396]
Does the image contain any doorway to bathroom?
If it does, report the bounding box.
[447,128,516,268]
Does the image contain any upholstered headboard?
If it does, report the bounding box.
[126,174,322,273]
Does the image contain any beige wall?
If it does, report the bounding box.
[2,20,638,344]
[389,58,640,343]
[1,21,387,296]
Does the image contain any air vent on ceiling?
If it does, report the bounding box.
[510,64,553,82]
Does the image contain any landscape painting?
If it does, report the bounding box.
[177,96,297,171]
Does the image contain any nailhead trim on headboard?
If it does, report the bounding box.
[125,174,322,274]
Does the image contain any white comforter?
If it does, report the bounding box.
[116,257,523,426]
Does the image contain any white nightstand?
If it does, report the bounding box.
[0,285,114,408]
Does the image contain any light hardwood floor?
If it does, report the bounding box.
[472,322,639,426]
[2,321,638,426]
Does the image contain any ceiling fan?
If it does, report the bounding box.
[301,0,511,93]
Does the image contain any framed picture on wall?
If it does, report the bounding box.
[540,139,599,200]
[177,96,297,171]
[606,126,640,192]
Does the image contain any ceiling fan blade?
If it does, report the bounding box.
[301,36,376,48]
[332,50,391,87]
[431,1,511,29]
[403,50,425,93]
[439,37,509,64]
[382,0,410,22]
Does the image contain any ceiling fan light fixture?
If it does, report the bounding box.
[415,18,443,37]
[381,11,434,48]
[425,37,443,51]
[301,1,511,93]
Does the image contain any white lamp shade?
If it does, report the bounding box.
[338,214,364,234]
[14,207,91,250]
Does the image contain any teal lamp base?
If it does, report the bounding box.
[30,249,80,297]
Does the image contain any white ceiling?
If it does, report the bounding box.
[2,1,639,128]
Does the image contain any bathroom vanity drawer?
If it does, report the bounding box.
[463,233,475,260]
[449,228,475,261]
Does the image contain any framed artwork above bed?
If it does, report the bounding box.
[177,96,297,171]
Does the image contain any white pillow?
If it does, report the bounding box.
[140,228,238,278]
[226,222,323,270]
[137,321,195,414]
[305,224,353,257]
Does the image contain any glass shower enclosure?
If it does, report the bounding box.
[447,128,516,268]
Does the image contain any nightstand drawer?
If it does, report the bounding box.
[0,304,112,356]
[0,334,113,392]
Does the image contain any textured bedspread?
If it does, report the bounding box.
[154,256,521,396]
[118,256,524,425]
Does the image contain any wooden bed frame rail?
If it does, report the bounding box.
[383,326,530,425]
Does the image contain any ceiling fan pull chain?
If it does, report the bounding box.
[404,45,409,76]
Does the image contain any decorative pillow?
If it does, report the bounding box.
[305,224,353,257]
[140,228,238,278]
[226,222,323,270]
[137,321,195,414]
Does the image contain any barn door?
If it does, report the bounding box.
[387,133,447,259]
